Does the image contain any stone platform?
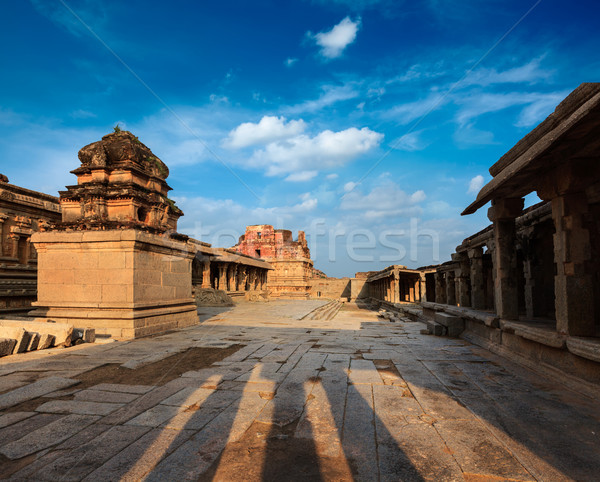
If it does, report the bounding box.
[0,301,599,480]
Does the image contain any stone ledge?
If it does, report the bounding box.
[500,320,565,349]
[421,301,499,328]
[566,337,600,363]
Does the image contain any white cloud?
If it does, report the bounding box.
[30,0,108,37]
[454,123,496,146]
[285,84,359,114]
[285,57,298,67]
[174,193,318,246]
[285,170,319,182]
[224,116,306,149]
[515,93,566,127]
[467,175,485,194]
[344,181,357,192]
[454,91,569,126]
[209,94,229,103]
[309,17,361,59]
[390,130,428,151]
[385,93,447,125]
[341,181,426,219]
[250,127,383,177]
[462,58,553,87]
[326,173,339,180]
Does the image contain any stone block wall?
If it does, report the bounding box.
[31,229,198,339]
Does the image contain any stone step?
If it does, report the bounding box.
[434,312,465,337]
[423,318,446,336]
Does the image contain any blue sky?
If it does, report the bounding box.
[1,0,599,276]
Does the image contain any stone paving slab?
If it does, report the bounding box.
[99,379,190,426]
[342,383,379,481]
[0,411,35,429]
[91,383,155,394]
[0,414,100,459]
[0,413,62,448]
[74,388,140,404]
[31,425,151,481]
[36,400,125,416]
[348,359,383,385]
[1,301,599,481]
[146,391,269,481]
[82,427,195,481]
[160,386,215,408]
[435,418,535,480]
[0,376,79,409]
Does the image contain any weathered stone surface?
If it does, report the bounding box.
[342,383,379,480]
[147,391,268,481]
[0,411,35,429]
[435,419,534,480]
[83,427,195,481]
[0,414,100,459]
[435,312,465,337]
[0,319,73,347]
[26,332,40,351]
[0,337,17,356]
[37,333,55,350]
[0,376,79,410]
[348,358,383,385]
[91,383,155,394]
[74,389,140,404]
[36,400,124,416]
[126,404,186,427]
[32,424,150,481]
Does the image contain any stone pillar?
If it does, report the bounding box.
[0,214,8,256]
[218,263,228,291]
[228,264,237,291]
[201,260,211,288]
[551,193,595,336]
[240,266,248,291]
[434,272,446,304]
[468,247,485,310]
[409,279,415,302]
[455,253,471,308]
[445,271,456,305]
[487,197,524,320]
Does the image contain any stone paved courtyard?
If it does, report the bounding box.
[0,300,599,481]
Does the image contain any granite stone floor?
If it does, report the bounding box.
[0,300,599,481]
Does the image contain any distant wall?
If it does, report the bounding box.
[309,278,369,300]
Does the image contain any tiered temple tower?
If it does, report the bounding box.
[30,130,199,339]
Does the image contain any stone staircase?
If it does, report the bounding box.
[302,300,344,321]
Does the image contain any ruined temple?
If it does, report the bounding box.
[234,225,313,299]
[30,130,199,339]
[58,130,182,231]
[0,176,60,315]
[375,83,600,386]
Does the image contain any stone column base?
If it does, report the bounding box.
[29,300,198,339]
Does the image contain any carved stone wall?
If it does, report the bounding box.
[0,176,60,314]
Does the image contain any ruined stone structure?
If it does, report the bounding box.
[0,176,61,315]
[366,265,436,306]
[191,243,271,303]
[419,84,600,385]
[30,131,199,339]
[309,275,369,301]
[234,225,313,299]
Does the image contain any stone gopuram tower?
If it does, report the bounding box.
[30,130,199,339]
[234,225,313,299]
